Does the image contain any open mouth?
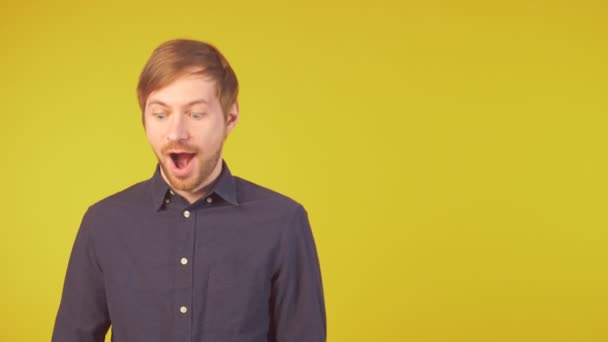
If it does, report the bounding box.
[170,152,196,170]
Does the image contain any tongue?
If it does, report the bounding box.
[175,153,193,169]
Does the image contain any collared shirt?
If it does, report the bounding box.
[52,160,326,342]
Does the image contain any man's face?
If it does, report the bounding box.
[144,72,238,194]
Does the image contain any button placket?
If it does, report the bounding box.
[174,206,195,339]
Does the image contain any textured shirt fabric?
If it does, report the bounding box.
[52,160,326,342]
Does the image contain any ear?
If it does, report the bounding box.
[225,101,239,134]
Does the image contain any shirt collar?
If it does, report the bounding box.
[148,159,239,211]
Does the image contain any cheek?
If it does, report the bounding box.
[206,131,226,149]
[197,124,226,146]
[144,129,164,151]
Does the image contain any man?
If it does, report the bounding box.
[52,39,326,342]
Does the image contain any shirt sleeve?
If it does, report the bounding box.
[52,207,110,342]
[270,204,327,342]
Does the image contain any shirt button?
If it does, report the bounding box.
[169,190,175,195]
[183,210,190,218]
[206,197,213,204]
[180,257,188,265]
[180,306,188,314]
[165,199,170,204]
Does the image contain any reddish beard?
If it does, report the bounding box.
[158,145,222,192]
[161,141,199,155]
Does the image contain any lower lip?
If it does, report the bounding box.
[168,155,195,178]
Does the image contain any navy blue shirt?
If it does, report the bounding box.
[52,160,326,342]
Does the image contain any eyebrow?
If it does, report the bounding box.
[147,99,208,109]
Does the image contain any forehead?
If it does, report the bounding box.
[146,73,218,108]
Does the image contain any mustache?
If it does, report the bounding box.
[161,142,199,154]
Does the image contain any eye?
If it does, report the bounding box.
[152,112,166,120]
[190,112,205,119]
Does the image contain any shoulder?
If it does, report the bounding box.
[234,176,308,218]
[84,178,152,221]
[234,177,308,226]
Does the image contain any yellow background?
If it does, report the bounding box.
[1,0,607,341]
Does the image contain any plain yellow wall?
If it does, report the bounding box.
[1,1,607,341]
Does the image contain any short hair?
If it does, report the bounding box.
[137,39,239,123]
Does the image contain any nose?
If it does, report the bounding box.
[167,113,190,142]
